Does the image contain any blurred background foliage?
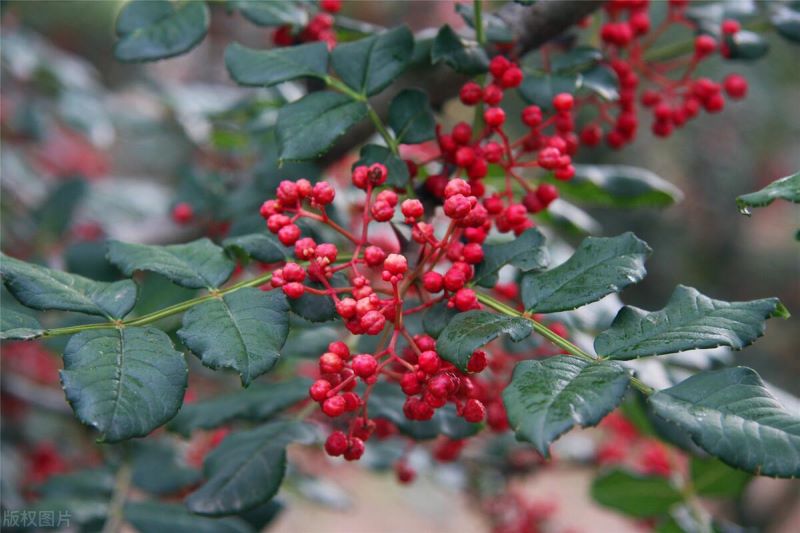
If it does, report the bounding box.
[0,1,798,530]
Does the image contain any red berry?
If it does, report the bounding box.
[312,182,335,205]
[453,288,478,311]
[723,74,748,99]
[329,341,350,359]
[522,105,543,128]
[463,399,486,423]
[352,354,378,378]
[462,242,484,264]
[554,165,575,181]
[489,56,511,78]
[522,191,543,213]
[322,395,346,417]
[395,462,416,484]
[452,122,472,145]
[422,271,443,293]
[552,93,574,112]
[459,82,483,106]
[278,224,301,245]
[364,246,386,267]
[367,163,388,186]
[320,0,341,13]
[319,352,344,374]
[535,183,558,206]
[500,67,523,88]
[309,379,332,402]
[343,437,365,461]
[418,350,441,374]
[315,243,338,263]
[360,310,386,335]
[282,282,305,299]
[482,84,503,105]
[721,19,740,35]
[324,431,348,456]
[172,202,193,224]
[455,146,476,168]
[580,124,602,146]
[342,391,361,412]
[704,93,725,113]
[694,35,717,57]
[467,350,488,373]
[444,178,471,198]
[483,107,506,128]
[400,372,422,395]
[443,268,467,292]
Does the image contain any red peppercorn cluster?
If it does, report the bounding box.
[251,140,591,470]
[572,0,750,147]
[272,0,341,49]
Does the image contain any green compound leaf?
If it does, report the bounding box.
[234,0,307,27]
[223,233,287,264]
[125,501,253,533]
[114,0,209,62]
[431,24,489,75]
[108,238,235,290]
[503,356,630,457]
[595,285,788,360]
[437,310,532,372]
[60,327,188,442]
[473,228,549,288]
[277,91,367,161]
[178,289,290,386]
[690,456,751,498]
[552,164,684,209]
[225,41,328,87]
[169,377,312,436]
[649,367,800,478]
[186,420,315,515]
[591,469,684,518]
[736,171,800,214]
[0,306,43,340]
[353,144,409,188]
[388,89,436,145]
[521,232,651,313]
[368,382,480,440]
[331,26,414,96]
[1,253,137,319]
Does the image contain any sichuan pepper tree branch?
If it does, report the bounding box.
[322,0,605,165]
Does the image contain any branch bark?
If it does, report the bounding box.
[322,0,605,164]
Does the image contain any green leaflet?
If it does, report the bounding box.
[1,253,137,319]
[225,41,328,87]
[648,367,800,478]
[277,91,367,161]
[437,310,532,372]
[473,228,549,287]
[387,89,436,144]
[521,232,651,313]
[330,26,414,96]
[503,356,630,457]
[595,285,788,359]
[185,420,315,515]
[552,164,683,209]
[736,171,800,214]
[178,289,290,386]
[591,469,684,518]
[169,378,312,436]
[114,0,209,62]
[60,327,188,442]
[107,238,235,290]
